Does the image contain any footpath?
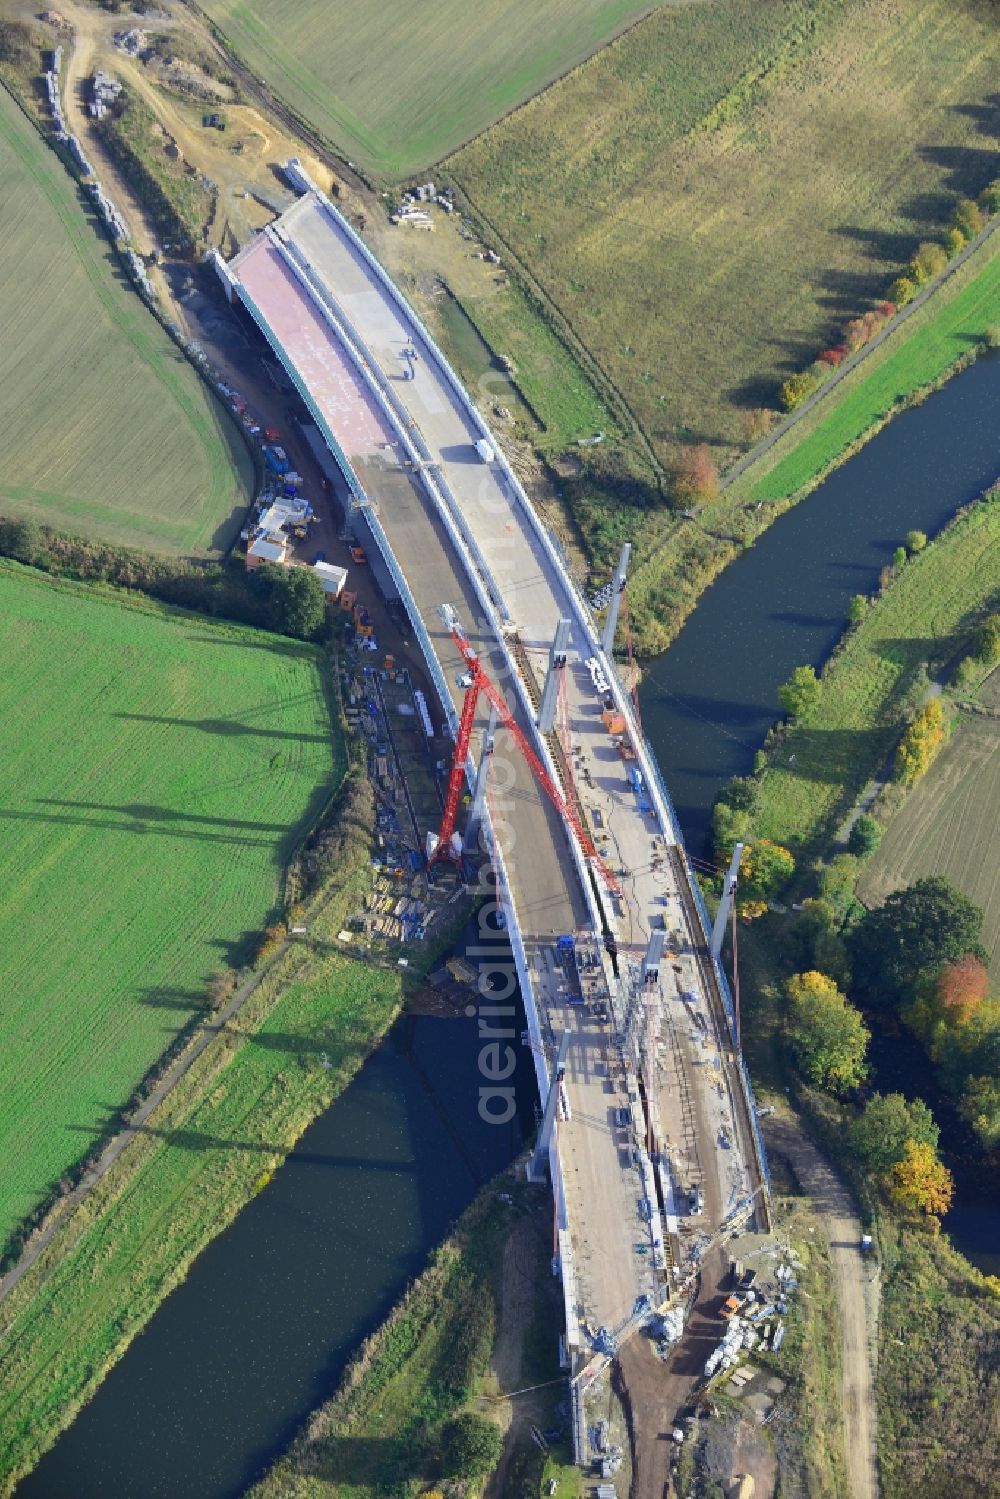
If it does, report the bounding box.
[763,1109,880,1499]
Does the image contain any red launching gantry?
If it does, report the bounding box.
[429,607,621,896]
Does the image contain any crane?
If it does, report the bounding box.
[428,606,621,896]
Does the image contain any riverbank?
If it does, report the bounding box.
[0,764,424,1494]
[248,1167,561,1499]
[749,485,1000,859]
[625,231,1000,655]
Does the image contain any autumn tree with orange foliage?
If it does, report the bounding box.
[674,443,720,507]
[937,955,990,1024]
[889,1139,954,1219]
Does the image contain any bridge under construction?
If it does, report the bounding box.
[213,165,772,1462]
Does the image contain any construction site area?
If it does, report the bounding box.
[193,164,779,1494]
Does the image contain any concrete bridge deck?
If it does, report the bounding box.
[222,174,769,1367]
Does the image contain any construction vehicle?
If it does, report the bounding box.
[426,606,621,895]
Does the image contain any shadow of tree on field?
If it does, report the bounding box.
[918,142,1000,196]
[946,94,1000,138]
[182,634,313,658]
[835,223,920,264]
[114,710,330,744]
[870,635,951,673]
[137,986,209,1012]
[815,264,888,315]
[37,797,291,835]
[894,188,954,228]
[0,804,275,850]
[768,726,888,785]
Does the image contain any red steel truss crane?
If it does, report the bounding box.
[429,609,621,896]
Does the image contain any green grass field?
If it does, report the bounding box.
[751,243,1000,501]
[451,0,1000,471]
[0,86,253,554]
[199,0,668,178]
[0,564,340,1247]
[857,684,1000,973]
[0,770,412,1492]
[751,492,1000,858]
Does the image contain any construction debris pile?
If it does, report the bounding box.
[705,1258,798,1385]
[89,69,122,121]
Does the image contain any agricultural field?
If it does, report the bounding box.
[0,85,253,553]
[199,0,668,178]
[857,675,1000,974]
[451,0,1000,471]
[0,564,340,1249]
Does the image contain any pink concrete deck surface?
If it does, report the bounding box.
[236,240,393,461]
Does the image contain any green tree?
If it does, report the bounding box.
[943,226,966,258]
[440,1412,504,1480]
[848,814,882,858]
[975,612,1000,666]
[888,275,917,306]
[959,1076,1000,1151]
[892,545,907,569]
[255,564,327,640]
[848,876,986,1007]
[778,664,821,719]
[910,241,948,284]
[780,369,820,411]
[0,515,44,565]
[743,839,794,898]
[905,530,927,554]
[848,594,868,625]
[817,852,861,920]
[952,198,984,242]
[787,970,869,1093]
[711,798,752,868]
[848,1092,939,1175]
[787,899,850,987]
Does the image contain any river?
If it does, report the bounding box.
[638,348,1000,1271]
[639,349,1000,855]
[19,952,534,1499]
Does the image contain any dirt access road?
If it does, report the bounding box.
[763,1109,880,1499]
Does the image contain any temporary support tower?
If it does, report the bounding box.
[463,703,498,853]
[601,541,631,655]
[710,841,744,961]
[529,1028,573,1181]
[537,617,571,735]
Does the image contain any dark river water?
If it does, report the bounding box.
[20,962,534,1499]
[638,348,1000,1273]
[638,349,1000,856]
[18,353,1000,1493]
